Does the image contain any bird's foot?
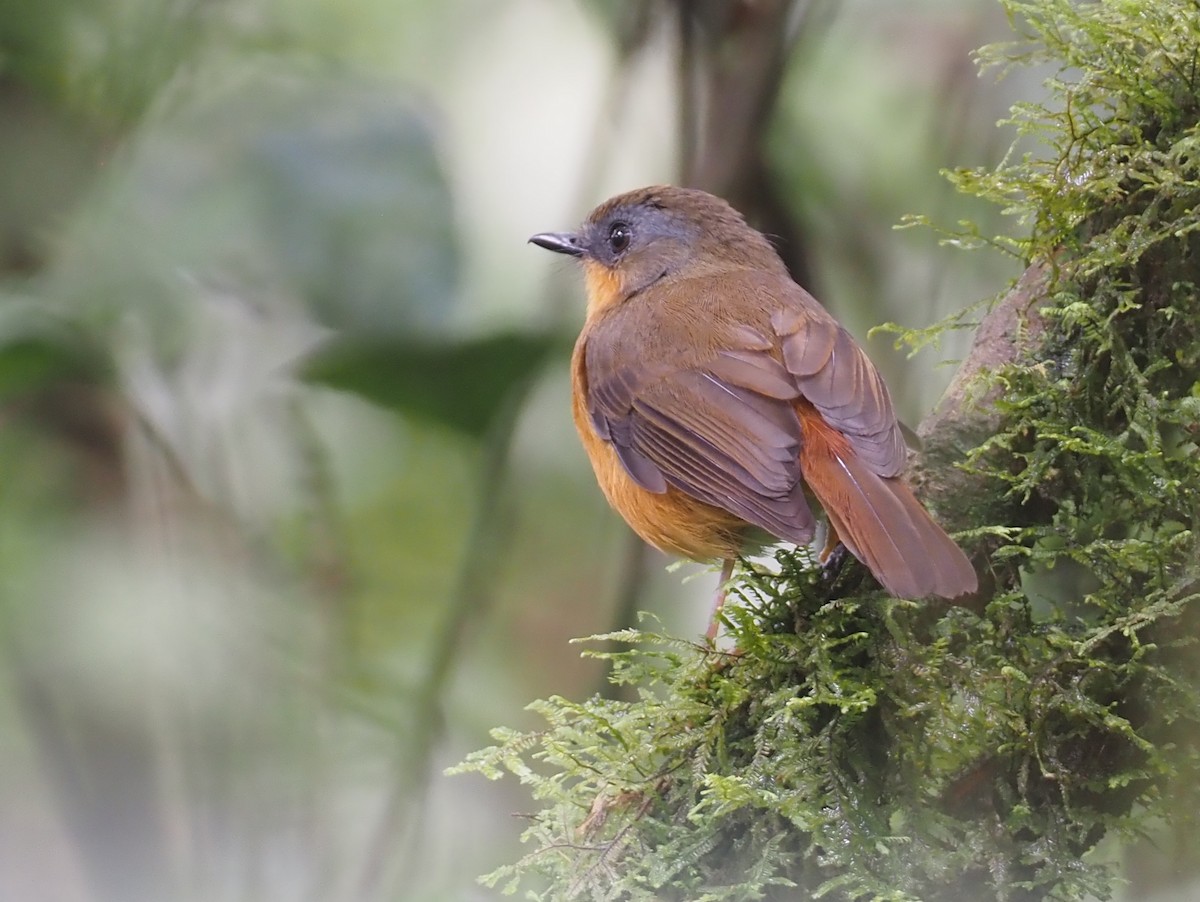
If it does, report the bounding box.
[819,543,849,585]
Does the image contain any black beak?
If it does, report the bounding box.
[529,231,585,257]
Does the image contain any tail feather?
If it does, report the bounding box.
[800,412,977,600]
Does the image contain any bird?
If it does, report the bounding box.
[529,186,976,634]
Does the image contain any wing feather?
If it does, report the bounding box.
[773,286,907,477]
[583,325,816,544]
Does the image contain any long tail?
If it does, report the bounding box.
[799,413,977,600]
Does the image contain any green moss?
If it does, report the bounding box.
[453,1,1200,898]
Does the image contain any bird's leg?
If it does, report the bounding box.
[706,557,736,640]
[817,521,841,563]
[817,522,849,584]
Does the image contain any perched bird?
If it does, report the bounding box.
[530,186,976,632]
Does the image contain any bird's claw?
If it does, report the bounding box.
[819,543,849,585]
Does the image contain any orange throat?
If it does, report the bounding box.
[582,260,625,318]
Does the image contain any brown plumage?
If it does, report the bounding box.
[531,186,976,627]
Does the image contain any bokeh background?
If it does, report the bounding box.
[0,1,1035,899]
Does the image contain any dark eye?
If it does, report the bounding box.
[607,221,631,255]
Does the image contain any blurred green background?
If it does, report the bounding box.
[0,1,1031,899]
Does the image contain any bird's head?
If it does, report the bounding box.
[529,186,784,315]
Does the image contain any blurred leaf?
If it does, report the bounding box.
[0,0,216,126]
[44,65,458,358]
[0,1,78,99]
[0,300,107,399]
[304,330,565,438]
[248,79,458,338]
[577,0,653,56]
[0,82,104,276]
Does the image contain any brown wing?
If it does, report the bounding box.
[770,287,907,477]
[583,325,817,546]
